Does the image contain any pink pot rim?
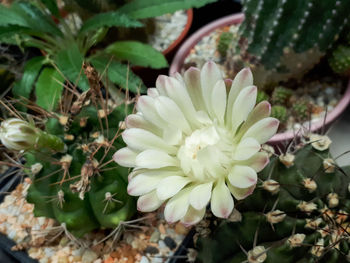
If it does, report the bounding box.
[169,13,350,144]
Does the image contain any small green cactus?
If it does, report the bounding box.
[271,105,287,123]
[328,45,350,75]
[1,65,136,237]
[271,86,293,105]
[218,32,234,58]
[256,90,269,104]
[292,100,309,121]
[196,138,350,263]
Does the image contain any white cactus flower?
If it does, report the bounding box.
[114,61,279,225]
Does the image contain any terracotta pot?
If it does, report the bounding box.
[169,13,350,145]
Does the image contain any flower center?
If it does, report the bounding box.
[177,126,232,181]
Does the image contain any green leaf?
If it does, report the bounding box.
[35,68,64,111]
[105,41,168,69]
[0,4,30,27]
[13,56,46,99]
[12,2,62,36]
[90,56,146,93]
[118,0,217,19]
[80,11,143,33]
[55,44,90,91]
[40,0,59,16]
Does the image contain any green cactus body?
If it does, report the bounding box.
[227,0,350,87]
[197,143,350,263]
[292,100,309,121]
[256,90,269,104]
[329,45,350,75]
[271,105,287,123]
[25,105,136,237]
[271,86,292,105]
[218,32,234,58]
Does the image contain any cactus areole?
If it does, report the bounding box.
[114,61,279,225]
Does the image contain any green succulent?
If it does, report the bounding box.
[271,105,287,123]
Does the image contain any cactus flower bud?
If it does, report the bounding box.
[0,118,64,152]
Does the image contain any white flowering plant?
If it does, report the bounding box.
[114,61,279,225]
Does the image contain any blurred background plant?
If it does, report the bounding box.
[0,0,216,112]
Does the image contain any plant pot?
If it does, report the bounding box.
[169,13,350,145]
[132,9,193,87]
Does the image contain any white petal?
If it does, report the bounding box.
[240,152,269,172]
[156,176,191,200]
[238,101,271,136]
[127,172,167,196]
[228,165,257,188]
[113,147,138,167]
[155,96,191,134]
[164,188,192,223]
[162,76,198,123]
[242,117,279,144]
[234,138,260,161]
[136,96,167,129]
[183,67,205,110]
[137,191,163,212]
[181,206,206,226]
[200,61,222,117]
[135,149,178,169]
[226,68,253,124]
[227,183,255,200]
[189,182,213,210]
[147,88,159,98]
[155,75,167,95]
[122,128,176,153]
[231,86,257,132]
[163,126,183,145]
[211,80,227,123]
[210,179,234,218]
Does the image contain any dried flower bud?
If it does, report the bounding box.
[262,179,280,194]
[64,134,75,141]
[228,209,242,222]
[58,115,69,126]
[309,134,332,151]
[79,117,88,127]
[298,201,317,213]
[288,233,305,248]
[327,193,339,208]
[323,158,335,173]
[31,163,43,175]
[98,109,107,118]
[266,210,286,224]
[247,246,267,263]
[302,178,317,193]
[279,153,295,167]
[262,144,275,157]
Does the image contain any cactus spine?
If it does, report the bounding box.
[226,0,350,87]
[196,137,350,263]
